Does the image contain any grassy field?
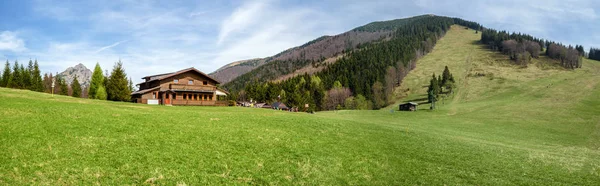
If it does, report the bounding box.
[1,26,600,185]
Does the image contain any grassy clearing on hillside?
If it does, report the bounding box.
[1,25,600,185]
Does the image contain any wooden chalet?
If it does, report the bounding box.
[131,67,228,106]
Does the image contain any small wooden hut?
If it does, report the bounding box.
[399,102,418,111]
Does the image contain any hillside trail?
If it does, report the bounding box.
[447,40,475,115]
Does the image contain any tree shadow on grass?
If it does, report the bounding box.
[402,97,430,105]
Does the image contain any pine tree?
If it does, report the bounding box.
[437,75,443,93]
[128,77,135,93]
[9,61,20,88]
[25,60,34,90]
[427,73,440,103]
[428,89,437,110]
[56,75,68,95]
[442,66,451,86]
[71,75,82,98]
[19,64,26,89]
[89,62,106,99]
[96,86,107,100]
[1,61,10,87]
[32,60,44,92]
[106,60,131,101]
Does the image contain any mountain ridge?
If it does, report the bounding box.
[208,15,437,84]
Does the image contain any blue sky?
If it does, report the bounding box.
[1,0,599,83]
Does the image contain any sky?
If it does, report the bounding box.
[1,0,599,84]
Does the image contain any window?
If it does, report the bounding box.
[203,81,208,85]
[174,79,179,83]
[209,95,213,100]
[204,95,207,100]
[188,80,193,85]
[152,92,156,99]
[194,94,198,100]
[172,93,176,100]
[183,94,187,100]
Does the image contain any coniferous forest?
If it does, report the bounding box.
[589,48,600,61]
[229,16,481,111]
[0,60,133,102]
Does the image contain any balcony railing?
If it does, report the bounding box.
[169,84,215,92]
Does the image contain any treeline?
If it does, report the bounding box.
[234,16,480,111]
[481,29,582,69]
[589,48,600,61]
[1,60,135,102]
[1,60,44,92]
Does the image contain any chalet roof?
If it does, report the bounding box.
[140,67,220,85]
[142,72,173,80]
[216,89,228,96]
[216,87,230,95]
[131,86,160,95]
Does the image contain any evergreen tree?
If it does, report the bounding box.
[96,86,107,100]
[442,66,451,86]
[9,61,20,88]
[71,75,82,98]
[31,60,44,92]
[25,60,34,90]
[89,63,106,99]
[437,75,443,92]
[43,73,50,93]
[57,75,68,95]
[1,61,10,87]
[106,60,131,101]
[128,77,135,93]
[427,73,440,102]
[19,64,26,88]
[590,48,600,61]
[428,89,437,110]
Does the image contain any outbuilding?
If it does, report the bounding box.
[399,102,418,111]
[272,102,289,111]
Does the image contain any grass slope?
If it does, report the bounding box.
[1,26,600,185]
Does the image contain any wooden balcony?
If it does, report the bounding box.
[169,84,216,92]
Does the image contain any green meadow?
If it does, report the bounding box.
[1,26,600,185]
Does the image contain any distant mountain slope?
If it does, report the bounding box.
[58,63,92,88]
[208,58,266,84]
[209,16,437,84]
[209,58,266,84]
[217,15,448,89]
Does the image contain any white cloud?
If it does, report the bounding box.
[95,40,128,53]
[212,0,341,67]
[0,31,27,52]
[216,0,268,45]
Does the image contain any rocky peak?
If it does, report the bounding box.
[59,63,92,88]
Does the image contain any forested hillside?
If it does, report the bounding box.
[230,15,481,111]
[209,15,441,84]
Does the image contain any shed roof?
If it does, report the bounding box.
[272,102,288,109]
[401,102,419,106]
